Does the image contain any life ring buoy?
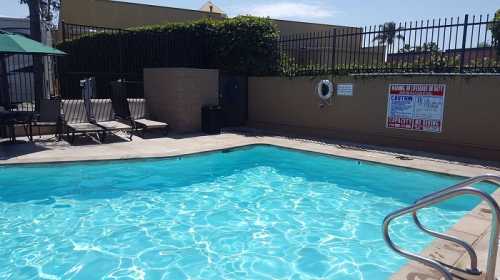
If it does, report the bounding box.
[317,80,333,100]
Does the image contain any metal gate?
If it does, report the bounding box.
[219,74,248,127]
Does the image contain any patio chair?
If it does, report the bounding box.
[110,85,168,136]
[84,98,134,140]
[127,98,168,135]
[0,105,34,142]
[0,106,15,142]
[61,99,105,143]
[80,77,134,140]
[31,99,63,141]
[111,96,169,136]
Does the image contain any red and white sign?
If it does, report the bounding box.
[386,84,446,133]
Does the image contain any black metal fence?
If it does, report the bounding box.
[0,54,59,112]
[59,23,140,99]
[278,14,499,76]
[58,22,212,99]
[5,14,497,113]
[58,15,500,88]
[61,22,125,41]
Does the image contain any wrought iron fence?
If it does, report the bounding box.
[55,14,500,99]
[278,14,499,76]
[0,54,59,112]
[58,22,213,99]
[61,22,126,41]
[59,23,141,100]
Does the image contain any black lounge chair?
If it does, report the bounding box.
[110,80,168,136]
[61,99,105,143]
[110,88,168,136]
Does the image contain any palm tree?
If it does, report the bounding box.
[373,22,405,61]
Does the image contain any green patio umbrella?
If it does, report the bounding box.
[0,30,66,55]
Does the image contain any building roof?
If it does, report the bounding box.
[0,17,30,36]
[199,1,225,15]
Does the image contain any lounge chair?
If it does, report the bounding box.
[85,98,134,140]
[61,99,105,143]
[81,77,134,140]
[110,80,168,136]
[127,98,168,135]
[110,94,168,137]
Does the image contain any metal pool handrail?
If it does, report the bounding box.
[383,175,500,280]
[412,175,500,275]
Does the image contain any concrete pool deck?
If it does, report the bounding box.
[1,131,499,279]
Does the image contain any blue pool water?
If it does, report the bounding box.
[0,145,494,280]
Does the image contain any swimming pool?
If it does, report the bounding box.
[0,145,493,279]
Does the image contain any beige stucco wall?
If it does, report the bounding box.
[271,19,358,36]
[277,24,384,68]
[248,75,500,160]
[144,68,219,133]
[60,0,224,29]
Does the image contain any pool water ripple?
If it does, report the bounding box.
[0,145,494,279]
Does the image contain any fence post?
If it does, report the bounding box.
[61,21,66,42]
[331,28,337,74]
[119,30,123,74]
[460,14,469,72]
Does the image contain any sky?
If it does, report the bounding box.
[2,0,500,27]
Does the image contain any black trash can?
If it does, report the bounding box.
[201,105,222,134]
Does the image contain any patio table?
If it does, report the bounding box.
[0,111,34,142]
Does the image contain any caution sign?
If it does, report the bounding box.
[386,84,446,133]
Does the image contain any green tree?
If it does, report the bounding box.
[373,22,405,61]
[400,44,412,52]
[489,9,500,55]
[421,42,440,52]
[401,42,440,53]
[373,22,405,45]
[20,0,60,28]
[477,42,491,48]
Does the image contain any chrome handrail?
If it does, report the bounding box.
[412,211,480,274]
[412,175,500,275]
[383,175,500,280]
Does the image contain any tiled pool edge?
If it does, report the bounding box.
[1,133,499,279]
[2,135,498,178]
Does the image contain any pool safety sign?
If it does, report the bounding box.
[336,83,353,96]
[386,84,446,133]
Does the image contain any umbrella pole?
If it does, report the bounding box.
[33,55,44,112]
[0,54,9,138]
[0,54,9,107]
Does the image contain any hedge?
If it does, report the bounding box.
[57,16,281,77]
